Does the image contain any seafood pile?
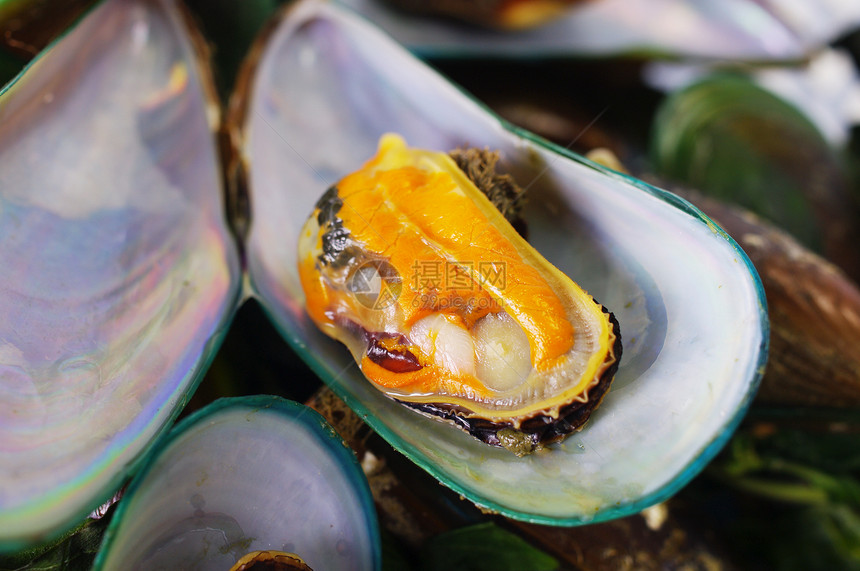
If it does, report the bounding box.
[24,0,860,568]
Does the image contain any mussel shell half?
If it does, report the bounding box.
[0,0,240,548]
[237,0,768,524]
[94,395,379,571]
[335,0,807,60]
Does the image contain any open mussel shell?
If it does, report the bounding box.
[94,395,380,570]
[0,0,240,548]
[335,0,810,61]
[234,0,768,524]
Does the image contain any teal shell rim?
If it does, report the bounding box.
[0,0,245,553]
[92,395,382,571]
[248,0,770,528]
[506,126,770,524]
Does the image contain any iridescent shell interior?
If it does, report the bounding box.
[242,0,768,524]
[94,396,379,571]
[0,0,771,549]
[0,0,240,548]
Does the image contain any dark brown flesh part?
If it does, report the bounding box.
[331,317,424,375]
[400,308,622,456]
[342,313,620,454]
[366,332,423,373]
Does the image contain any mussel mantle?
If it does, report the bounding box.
[298,134,621,455]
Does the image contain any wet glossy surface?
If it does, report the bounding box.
[0,0,240,547]
[242,0,768,524]
[95,396,380,571]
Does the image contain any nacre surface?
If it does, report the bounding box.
[94,396,380,571]
[240,0,768,524]
[0,0,240,548]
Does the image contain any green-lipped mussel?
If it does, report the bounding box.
[297,134,621,456]
[236,0,766,525]
[0,0,767,551]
